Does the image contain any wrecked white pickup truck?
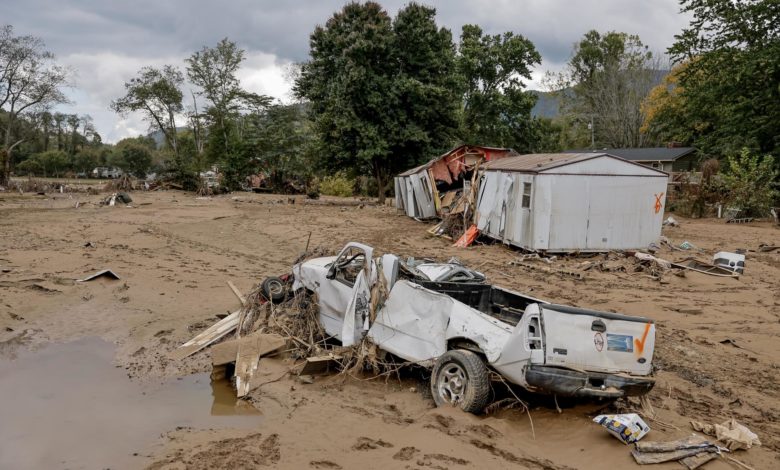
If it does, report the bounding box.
[290,242,656,413]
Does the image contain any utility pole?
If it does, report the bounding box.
[588,116,594,149]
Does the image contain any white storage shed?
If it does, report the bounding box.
[475,153,669,252]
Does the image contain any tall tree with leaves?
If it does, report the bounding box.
[296,2,462,202]
[667,0,780,160]
[111,65,184,159]
[457,24,541,151]
[296,2,396,202]
[186,38,245,157]
[0,25,70,185]
[552,30,663,149]
[389,4,460,167]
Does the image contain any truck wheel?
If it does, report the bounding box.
[431,350,490,414]
[261,276,286,302]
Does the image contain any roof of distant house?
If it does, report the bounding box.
[563,147,696,162]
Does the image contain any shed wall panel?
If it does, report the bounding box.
[477,170,668,252]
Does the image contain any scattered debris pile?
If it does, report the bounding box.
[592,411,760,469]
[104,174,136,192]
[101,192,133,206]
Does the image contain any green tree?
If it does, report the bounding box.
[551,30,662,149]
[457,24,541,151]
[296,2,396,202]
[21,149,68,177]
[389,3,460,168]
[186,38,244,158]
[246,103,317,191]
[722,149,778,216]
[111,65,184,160]
[296,2,462,202]
[0,25,70,185]
[668,0,780,160]
[186,38,271,162]
[72,147,100,175]
[113,139,153,178]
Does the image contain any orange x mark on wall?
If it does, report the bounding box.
[654,193,664,214]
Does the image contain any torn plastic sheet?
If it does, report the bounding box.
[77,269,120,282]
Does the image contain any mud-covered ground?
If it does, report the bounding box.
[0,190,778,469]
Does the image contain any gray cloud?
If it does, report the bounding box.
[5,0,690,142]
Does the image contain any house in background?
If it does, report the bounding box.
[564,147,698,173]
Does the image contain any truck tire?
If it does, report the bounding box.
[431,350,490,414]
[261,276,286,302]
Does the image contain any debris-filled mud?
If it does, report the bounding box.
[0,191,778,469]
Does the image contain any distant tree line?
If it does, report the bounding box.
[2,0,777,206]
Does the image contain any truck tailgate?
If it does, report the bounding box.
[541,305,654,376]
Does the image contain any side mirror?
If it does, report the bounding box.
[326,265,336,280]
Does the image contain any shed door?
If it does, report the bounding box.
[586,178,642,250]
[548,177,589,251]
[584,182,613,250]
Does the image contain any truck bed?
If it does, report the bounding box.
[414,280,546,325]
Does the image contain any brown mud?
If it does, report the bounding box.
[0,191,778,469]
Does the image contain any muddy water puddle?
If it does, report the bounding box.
[0,337,262,469]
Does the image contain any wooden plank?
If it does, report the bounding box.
[299,354,343,376]
[634,435,710,453]
[681,452,718,470]
[631,448,716,465]
[227,281,248,341]
[168,310,240,360]
[234,332,287,397]
[212,332,286,366]
[227,280,247,305]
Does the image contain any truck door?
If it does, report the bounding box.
[318,244,373,342]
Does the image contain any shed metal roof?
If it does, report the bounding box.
[482,152,668,176]
[482,153,604,172]
[564,147,696,162]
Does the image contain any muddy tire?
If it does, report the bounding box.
[431,350,490,414]
[261,276,286,302]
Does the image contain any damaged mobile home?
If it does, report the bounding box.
[394,145,517,219]
[475,153,669,251]
[397,151,669,252]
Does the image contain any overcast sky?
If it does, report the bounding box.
[5,0,691,143]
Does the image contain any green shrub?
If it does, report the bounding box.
[319,172,354,197]
[723,148,779,217]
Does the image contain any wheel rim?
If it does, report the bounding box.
[438,363,467,404]
[267,280,283,296]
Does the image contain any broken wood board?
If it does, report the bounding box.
[211,332,286,366]
[169,310,240,360]
[226,280,248,340]
[631,447,717,465]
[634,435,711,453]
[680,452,719,470]
[671,258,739,278]
[234,332,287,397]
[299,354,343,376]
[227,280,247,305]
